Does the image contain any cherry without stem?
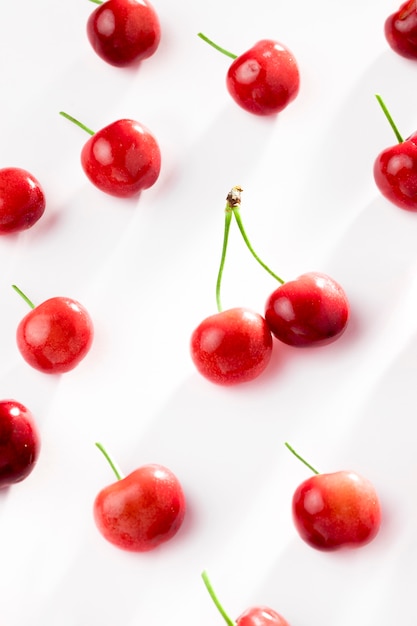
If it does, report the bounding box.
[385,0,417,59]
[201,570,290,626]
[0,399,41,488]
[0,167,46,234]
[373,93,417,211]
[87,0,161,68]
[286,442,382,551]
[197,33,300,116]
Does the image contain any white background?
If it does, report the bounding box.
[0,0,416,624]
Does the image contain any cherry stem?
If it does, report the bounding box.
[95,442,124,481]
[375,94,404,144]
[12,284,35,309]
[197,33,237,60]
[285,442,320,475]
[232,207,285,285]
[59,111,95,136]
[201,571,235,626]
[89,0,102,3]
[216,207,233,312]
[215,186,285,311]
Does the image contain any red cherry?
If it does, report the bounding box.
[190,187,275,385]
[385,0,417,59]
[93,443,186,552]
[60,112,161,198]
[373,94,417,211]
[227,40,300,116]
[201,571,291,626]
[190,307,273,385]
[237,607,290,626]
[0,399,40,489]
[264,272,350,347]
[286,443,381,551]
[87,0,161,67]
[198,34,300,116]
[14,285,94,374]
[0,167,45,234]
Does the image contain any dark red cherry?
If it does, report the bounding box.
[0,399,40,488]
[265,272,349,347]
[87,0,161,67]
[373,94,417,211]
[385,0,417,59]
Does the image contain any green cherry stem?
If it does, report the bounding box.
[12,285,35,309]
[232,206,285,285]
[285,442,320,475]
[216,207,233,312]
[89,0,102,3]
[95,442,124,481]
[197,33,237,60]
[59,111,95,136]
[216,186,285,312]
[201,571,235,626]
[375,94,404,144]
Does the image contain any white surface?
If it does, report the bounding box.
[1,0,416,624]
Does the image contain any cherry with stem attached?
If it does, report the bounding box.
[60,111,161,198]
[201,570,290,626]
[285,442,382,551]
[93,442,186,552]
[190,186,274,386]
[219,187,349,348]
[13,284,93,374]
[373,93,417,211]
[197,33,300,116]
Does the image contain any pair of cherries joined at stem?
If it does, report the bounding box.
[385,0,417,59]
[198,33,300,117]
[60,112,161,198]
[13,285,93,374]
[86,0,161,68]
[93,443,186,552]
[286,443,381,551]
[373,94,417,211]
[190,186,350,386]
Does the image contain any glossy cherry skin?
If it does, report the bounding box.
[237,606,290,626]
[0,167,45,234]
[81,119,161,198]
[292,471,381,551]
[0,400,40,488]
[374,132,417,210]
[385,0,417,59]
[226,40,300,116]
[94,464,186,552]
[16,297,94,374]
[190,307,273,385]
[264,272,349,347]
[87,0,161,67]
